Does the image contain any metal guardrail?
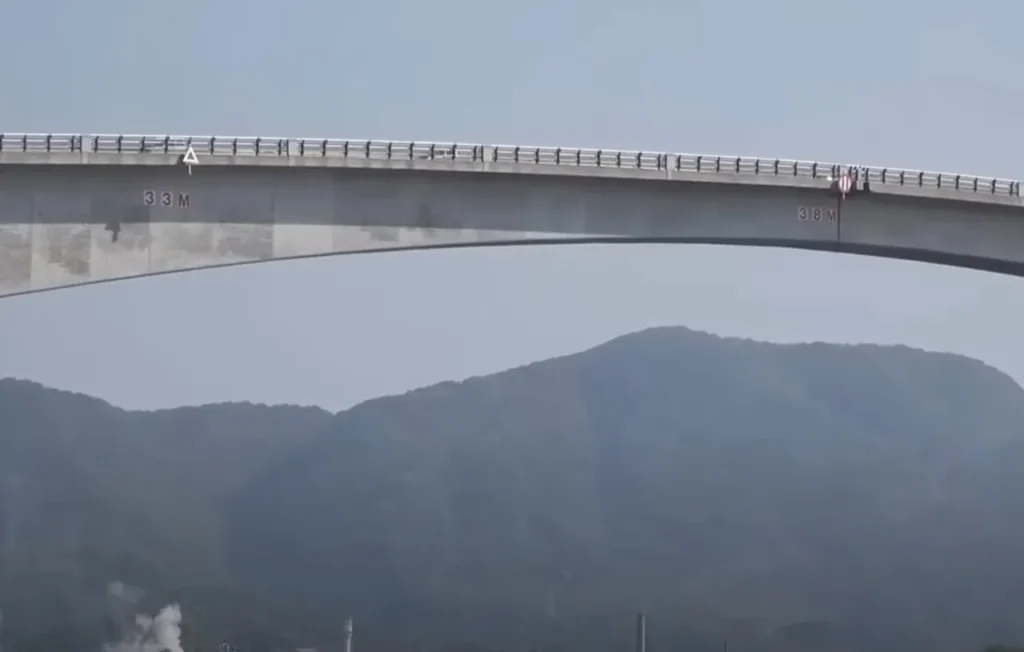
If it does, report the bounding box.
[0,133,1019,198]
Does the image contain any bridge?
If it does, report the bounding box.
[0,132,1021,297]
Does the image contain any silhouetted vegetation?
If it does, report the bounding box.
[3,327,1024,652]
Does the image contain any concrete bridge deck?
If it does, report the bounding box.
[0,132,1021,297]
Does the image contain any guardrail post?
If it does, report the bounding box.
[576,149,581,165]
[597,150,602,167]
[387,142,393,159]
[364,141,370,158]
[715,157,721,173]
[555,147,561,164]
[991,179,996,194]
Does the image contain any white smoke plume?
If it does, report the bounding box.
[103,582,185,652]
[104,604,184,652]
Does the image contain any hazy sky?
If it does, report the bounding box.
[0,0,1022,411]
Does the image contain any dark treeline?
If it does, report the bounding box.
[4,328,1024,652]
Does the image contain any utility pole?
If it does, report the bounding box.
[635,613,646,652]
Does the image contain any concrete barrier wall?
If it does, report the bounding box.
[0,164,1021,297]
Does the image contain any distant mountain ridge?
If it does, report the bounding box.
[2,328,1024,652]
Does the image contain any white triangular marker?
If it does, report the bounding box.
[182,146,199,165]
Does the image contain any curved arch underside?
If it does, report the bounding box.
[1,232,1021,300]
[1,164,1024,298]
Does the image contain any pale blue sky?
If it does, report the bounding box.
[0,0,1022,411]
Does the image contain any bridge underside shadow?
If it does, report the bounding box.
[1,228,1018,299]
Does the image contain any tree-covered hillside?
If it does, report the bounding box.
[2,327,1024,652]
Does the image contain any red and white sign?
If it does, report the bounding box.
[837,174,853,195]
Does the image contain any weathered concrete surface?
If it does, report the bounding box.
[0,164,1022,297]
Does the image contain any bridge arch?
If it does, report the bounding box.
[0,133,1021,297]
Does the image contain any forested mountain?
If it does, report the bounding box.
[2,327,1024,652]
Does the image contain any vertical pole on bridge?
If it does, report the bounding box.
[836,171,852,244]
[836,191,843,243]
[635,613,646,652]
